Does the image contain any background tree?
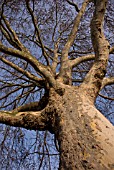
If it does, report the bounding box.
[0,0,114,169]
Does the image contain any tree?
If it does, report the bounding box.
[0,0,114,169]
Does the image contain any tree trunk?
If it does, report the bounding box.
[48,86,114,170]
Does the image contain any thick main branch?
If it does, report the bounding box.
[81,0,110,102]
[0,110,47,131]
[59,0,89,81]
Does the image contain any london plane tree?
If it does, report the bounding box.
[0,0,114,169]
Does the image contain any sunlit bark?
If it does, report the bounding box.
[0,0,114,169]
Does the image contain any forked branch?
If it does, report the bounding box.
[66,0,80,12]
[59,0,90,80]
[101,77,114,89]
[80,0,110,101]
[25,0,50,65]
[60,0,89,64]
[0,56,46,87]
[0,15,25,50]
[70,47,114,68]
[12,91,49,113]
[0,43,59,90]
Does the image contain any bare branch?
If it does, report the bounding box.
[0,42,58,89]
[52,1,58,42]
[51,40,60,75]
[0,86,36,109]
[70,54,95,68]
[69,49,94,55]
[0,15,25,50]
[60,0,89,63]
[110,46,114,54]
[66,0,80,12]
[80,0,110,101]
[0,56,46,87]
[101,77,114,89]
[98,93,114,100]
[72,79,83,83]
[0,87,23,102]
[12,91,49,113]
[25,0,50,65]
[0,110,47,131]
[0,6,58,89]
[59,0,90,80]
[90,0,109,59]
[70,47,114,68]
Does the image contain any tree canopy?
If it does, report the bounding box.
[0,0,114,169]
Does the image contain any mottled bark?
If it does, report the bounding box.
[80,0,110,103]
[49,86,114,170]
[0,86,114,169]
[0,110,47,131]
[0,0,114,169]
